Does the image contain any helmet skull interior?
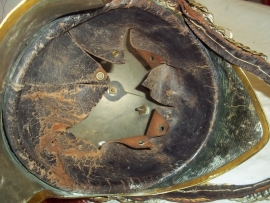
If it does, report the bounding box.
[1,0,270,202]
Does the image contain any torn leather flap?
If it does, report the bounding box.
[24,32,109,85]
[69,14,129,64]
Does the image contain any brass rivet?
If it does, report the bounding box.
[135,105,149,115]
[109,86,117,94]
[138,140,145,145]
[111,50,120,58]
[96,72,105,81]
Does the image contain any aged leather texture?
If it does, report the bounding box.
[2,0,267,196]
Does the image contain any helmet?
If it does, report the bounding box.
[0,0,270,202]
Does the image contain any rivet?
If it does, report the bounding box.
[111,50,120,58]
[138,140,145,145]
[96,72,105,81]
[109,86,118,94]
[135,105,149,115]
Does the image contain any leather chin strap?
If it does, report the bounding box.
[177,0,270,85]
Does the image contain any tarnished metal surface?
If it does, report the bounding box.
[124,177,270,202]
[0,0,270,202]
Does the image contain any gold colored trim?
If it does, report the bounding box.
[27,190,56,203]
[0,0,38,41]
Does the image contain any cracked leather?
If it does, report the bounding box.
[2,0,269,197]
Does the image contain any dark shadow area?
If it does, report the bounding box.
[89,54,114,73]
[245,0,270,6]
